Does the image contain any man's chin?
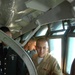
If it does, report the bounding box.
[39,55,44,58]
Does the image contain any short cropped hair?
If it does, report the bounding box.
[0,26,10,32]
[36,38,49,47]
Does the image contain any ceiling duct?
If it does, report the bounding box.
[25,0,64,12]
[0,0,15,25]
[37,1,75,26]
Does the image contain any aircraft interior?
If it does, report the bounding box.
[0,0,75,75]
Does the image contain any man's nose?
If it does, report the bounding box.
[40,48,44,52]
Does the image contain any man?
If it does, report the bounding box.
[0,26,27,75]
[24,38,37,58]
[32,38,62,75]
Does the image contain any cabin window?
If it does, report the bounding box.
[64,22,68,29]
[52,31,65,35]
[35,26,48,36]
[50,21,63,31]
[70,19,75,26]
[66,37,75,74]
[49,38,62,67]
[49,21,69,35]
[73,28,75,33]
[22,31,31,40]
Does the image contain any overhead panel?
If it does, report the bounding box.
[21,20,37,34]
[13,20,37,39]
[37,1,75,26]
[25,0,49,12]
[25,0,64,12]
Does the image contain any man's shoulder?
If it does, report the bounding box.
[32,54,38,59]
[47,53,57,63]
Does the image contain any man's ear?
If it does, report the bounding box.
[47,47,49,52]
[28,42,31,46]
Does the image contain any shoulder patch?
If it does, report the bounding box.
[57,64,60,70]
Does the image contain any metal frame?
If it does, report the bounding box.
[0,30,38,75]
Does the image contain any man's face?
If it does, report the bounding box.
[36,41,48,58]
[28,40,36,50]
[6,31,12,38]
